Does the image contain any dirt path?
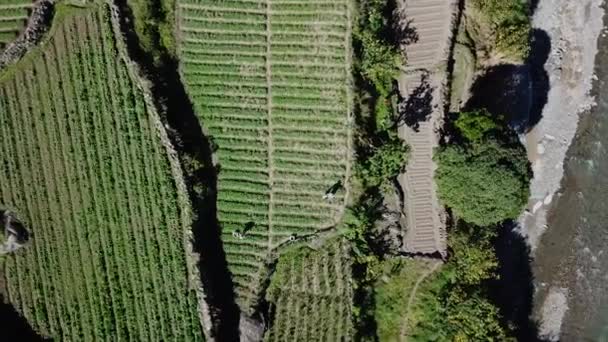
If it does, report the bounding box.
[396,0,459,256]
[399,261,442,341]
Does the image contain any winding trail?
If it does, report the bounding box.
[399,260,442,341]
[396,0,459,256]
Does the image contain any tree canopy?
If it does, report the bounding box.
[435,110,530,226]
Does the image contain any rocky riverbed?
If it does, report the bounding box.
[517,0,606,340]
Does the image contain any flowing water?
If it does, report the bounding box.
[533,13,608,341]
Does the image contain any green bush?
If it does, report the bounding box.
[127,0,176,63]
[357,30,401,96]
[354,0,403,131]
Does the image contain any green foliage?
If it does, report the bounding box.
[357,137,409,188]
[408,225,510,341]
[373,259,430,342]
[355,0,402,95]
[343,198,382,274]
[448,224,498,285]
[355,0,403,132]
[357,30,401,96]
[468,0,531,63]
[436,141,530,226]
[374,96,393,132]
[127,0,175,63]
[443,288,508,341]
[436,110,530,226]
[454,109,500,142]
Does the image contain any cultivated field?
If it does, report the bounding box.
[0,4,202,340]
[0,0,32,49]
[176,0,353,310]
[264,239,354,341]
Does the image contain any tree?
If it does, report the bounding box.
[449,222,498,285]
[357,137,409,188]
[435,110,530,226]
[445,288,508,341]
[436,140,530,226]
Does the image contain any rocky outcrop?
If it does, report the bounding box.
[0,211,28,254]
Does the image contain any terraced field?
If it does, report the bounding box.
[0,4,202,340]
[176,0,353,310]
[264,240,354,341]
[396,0,458,256]
[0,0,33,49]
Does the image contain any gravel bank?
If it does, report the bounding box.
[519,0,604,250]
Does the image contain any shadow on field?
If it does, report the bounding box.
[112,1,240,339]
[0,299,46,340]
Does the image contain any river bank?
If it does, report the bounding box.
[517,0,605,340]
[519,0,603,251]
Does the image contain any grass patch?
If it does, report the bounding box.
[449,20,476,113]
[373,258,437,342]
[465,0,531,64]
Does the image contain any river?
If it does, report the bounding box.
[533,7,608,340]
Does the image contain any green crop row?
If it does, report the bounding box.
[0,5,202,340]
[178,0,352,312]
[264,239,354,341]
[181,8,266,22]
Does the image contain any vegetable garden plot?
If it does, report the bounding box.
[177,0,353,311]
[263,240,354,341]
[0,4,202,340]
[0,0,33,49]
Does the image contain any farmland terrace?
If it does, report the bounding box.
[396,0,458,256]
[264,239,354,341]
[0,3,203,340]
[177,0,354,312]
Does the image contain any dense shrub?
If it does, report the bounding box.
[357,137,409,188]
[454,109,500,142]
[467,0,531,63]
